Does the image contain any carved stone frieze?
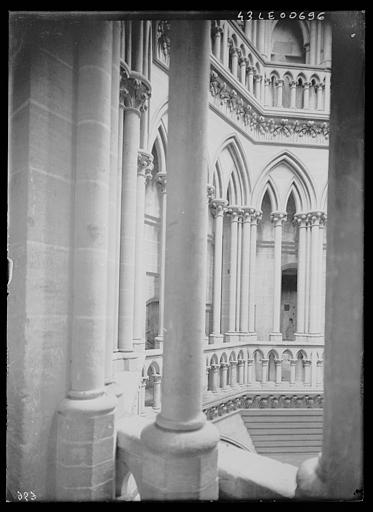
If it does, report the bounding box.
[209,68,330,144]
[203,392,324,420]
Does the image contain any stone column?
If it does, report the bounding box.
[257,20,265,55]
[230,361,238,387]
[247,66,254,94]
[133,151,154,352]
[237,360,245,385]
[303,82,310,109]
[318,213,327,337]
[222,23,229,66]
[316,360,323,387]
[155,173,167,347]
[244,20,251,39]
[304,360,312,386]
[263,77,270,106]
[275,360,282,385]
[294,214,308,341]
[261,359,269,384]
[254,74,261,99]
[290,360,296,385]
[324,74,331,113]
[240,208,252,333]
[270,212,287,342]
[276,79,284,107]
[310,22,317,65]
[290,80,297,108]
[211,364,219,392]
[316,84,323,110]
[141,20,219,501]
[296,15,363,498]
[252,20,257,46]
[308,212,322,338]
[118,72,151,352]
[239,56,246,84]
[304,220,311,334]
[231,48,238,77]
[323,23,332,67]
[247,359,254,385]
[220,363,228,389]
[204,365,209,393]
[248,211,261,335]
[235,214,243,331]
[210,199,227,340]
[138,376,148,415]
[213,25,222,59]
[56,21,117,502]
[152,374,161,410]
[228,207,239,332]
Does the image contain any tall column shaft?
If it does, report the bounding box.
[118,73,151,351]
[156,173,167,343]
[248,68,254,93]
[228,208,239,331]
[308,212,321,334]
[105,21,121,382]
[257,20,265,54]
[290,82,296,108]
[270,212,286,338]
[248,212,260,333]
[133,151,153,350]
[294,214,307,336]
[240,209,252,332]
[211,199,227,335]
[304,222,311,333]
[304,83,310,109]
[277,80,284,107]
[71,23,113,394]
[235,216,243,330]
[310,22,317,65]
[222,24,229,66]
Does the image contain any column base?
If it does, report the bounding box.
[269,332,283,343]
[140,420,219,500]
[56,392,117,501]
[209,333,224,345]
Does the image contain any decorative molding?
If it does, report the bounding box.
[156,171,167,193]
[207,184,216,200]
[270,211,287,224]
[155,20,170,68]
[209,67,329,145]
[203,392,324,420]
[210,198,228,216]
[138,150,154,180]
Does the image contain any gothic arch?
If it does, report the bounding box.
[320,182,328,211]
[211,134,251,203]
[270,19,310,47]
[257,178,280,213]
[148,100,168,152]
[252,151,317,212]
[151,122,168,173]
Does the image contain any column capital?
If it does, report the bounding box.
[277,79,284,86]
[304,81,311,89]
[270,211,287,225]
[248,66,255,75]
[307,211,326,226]
[212,22,223,37]
[120,72,152,113]
[211,363,220,371]
[274,359,282,366]
[264,77,271,86]
[290,359,297,367]
[220,361,229,368]
[261,358,269,365]
[293,212,308,228]
[138,150,154,180]
[247,358,254,365]
[254,74,262,82]
[304,359,312,367]
[251,209,263,225]
[241,206,257,222]
[210,198,228,217]
[290,80,297,88]
[237,359,245,367]
[316,360,323,367]
[226,205,242,221]
[156,171,167,193]
[230,360,238,367]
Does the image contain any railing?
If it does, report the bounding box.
[143,339,323,410]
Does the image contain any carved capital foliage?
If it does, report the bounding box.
[270,211,287,224]
[293,213,308,228]
[210,198,228,217]
[226,205,242,221]
[138,150,154,180]
[307,211,327,226]
[156,20,171,58]
[120,74,151,112]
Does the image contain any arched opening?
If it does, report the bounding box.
[295,351,305,382]
[145,363,159,407]
[268,351,276,382]
[145,299,159,349]
[254,350,263,382]
[281,350,292,382]
[281,267,297,341]
[271,20,306,63]
[296,77,304,109]
[282,74,292,108]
